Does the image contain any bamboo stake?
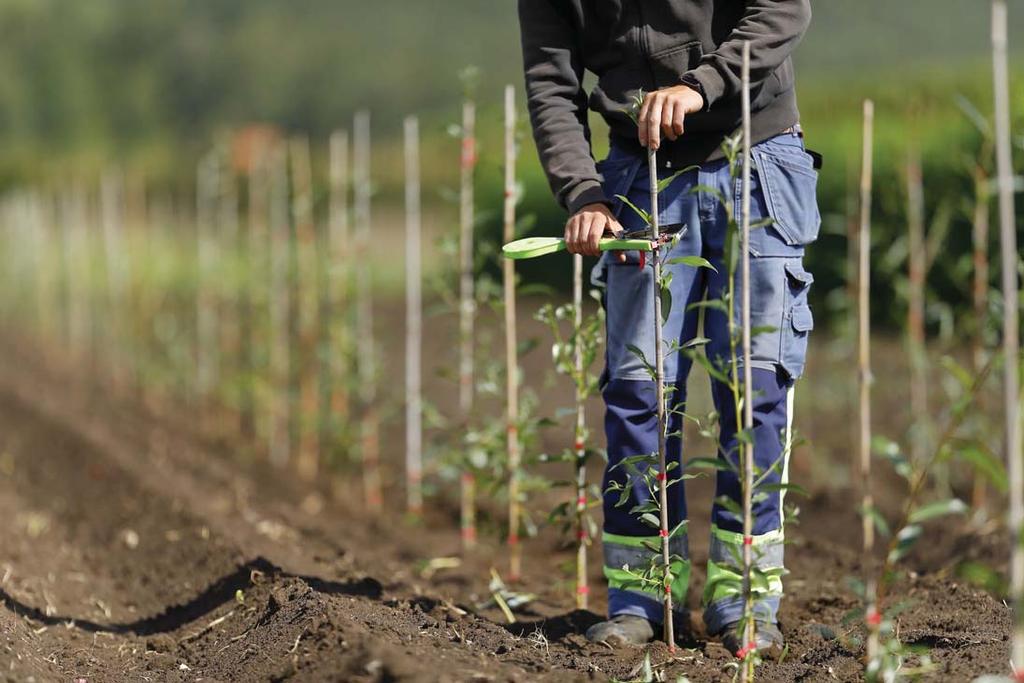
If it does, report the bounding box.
[991,1,1023,675]
[501,86,523,579]
[459,97,478,550]
[101,169,126,388]
[268,143,291,468]
[196,154,220,406]
[572,252,588,609]
[970,159,991,511]
[290,136,321,480]
[218,164,242,434]
[405,116,424,517]
[858,99,879,664]
[354,110,383,511]
[739,41,756,681]
[648,146,675,653]
[243,149,270,438]
[905,147,928,467]
[328,130,352,458]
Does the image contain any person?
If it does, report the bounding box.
[518,0,819,655]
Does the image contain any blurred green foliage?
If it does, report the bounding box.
[0,0,1022,329]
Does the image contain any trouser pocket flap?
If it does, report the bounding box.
[791,304,814,332]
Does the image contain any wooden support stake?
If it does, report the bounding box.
[290,136,321,480]
[858,98,879,665]
[739,41,755,682]
[991,1,1023,674]
[196,155,220,406]
[572,251,589,609]
[971,158,992,510]
[405,116,424,516]
[502,86,523,579]
[328,130,352,458]
[648,144,674,654]
[459,98,478,550]
[354,110,383,511]
[905,147,928,467]
[268,143,291,468]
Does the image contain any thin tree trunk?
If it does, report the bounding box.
[991,1,1023,674]
[459,99,478,550]
[405,116,424,517]
[354,110,383,511]
[648,145,675,653]
[858,99,879,664]
[290,136,320,480]
[739,41,756,682]
[971,161,991,511]
[905,148,928,467]
[502,86,523,579]
[268,143,291,468]
[572,251,589,609]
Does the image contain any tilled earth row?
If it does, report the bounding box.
[0,337,1013,682]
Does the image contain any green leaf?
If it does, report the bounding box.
[615,194,651,225]
[666,255,718,272]
[687,456,730,472]
[863,504,891,538]
[640,512,661,528]
[908,498,968,524]
[887,524,923,564]
[955,444,1008,492]
[758,482,809,497]
[681,336,710,349]
[657,166,700,193]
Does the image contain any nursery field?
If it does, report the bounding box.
[0,2,1022,682]
[0,318,1012,683]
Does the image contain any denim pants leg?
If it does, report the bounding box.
[595,131,820,632]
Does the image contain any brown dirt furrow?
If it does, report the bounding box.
[0,335,1014,682]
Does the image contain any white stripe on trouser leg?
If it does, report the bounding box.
[780,384,795,528]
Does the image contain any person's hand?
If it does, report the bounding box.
[565,203,623,257]
[638,85,704,150]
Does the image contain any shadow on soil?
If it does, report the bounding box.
[0,556,382,636]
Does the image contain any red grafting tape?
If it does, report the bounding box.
[638,251,646,269]
[663,585,671,595]
[576,585,590,595]
[507,424,518,434]
[461,473,474,484]
[865,609,882,627]
[735,644,755,660]
[508,533,520,545]
[573,440,585,451]
[659,529,668,538]
[743,536,753,546]
[1014,668,1024,683]
[576,496,587,507]
[461,527,477,541]
[576,530,587,541]
[656,472,667,482]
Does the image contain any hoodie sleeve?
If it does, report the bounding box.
[518,0,608,216]
[681,0,812,110]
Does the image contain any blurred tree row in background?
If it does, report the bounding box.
[0,0,1022,329]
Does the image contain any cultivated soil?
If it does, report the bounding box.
[0,324,1013,682]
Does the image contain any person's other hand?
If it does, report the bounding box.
[565,203,623,257]
[638,85,704,151]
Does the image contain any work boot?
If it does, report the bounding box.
[719,621,785,659]
[585,615,655,645]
